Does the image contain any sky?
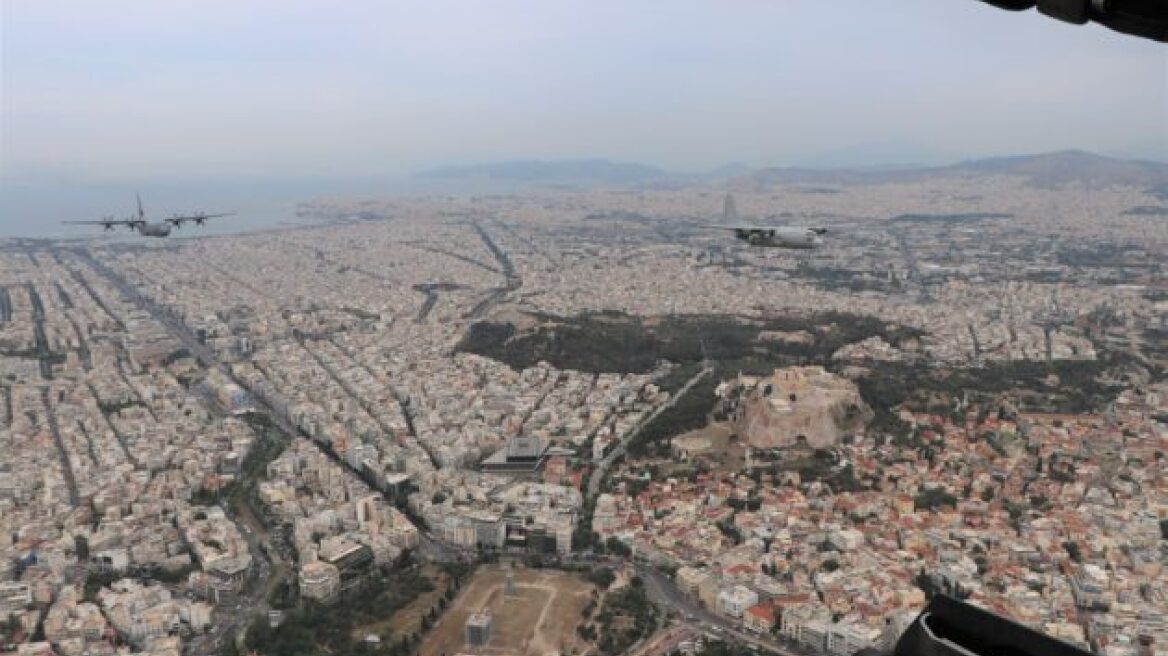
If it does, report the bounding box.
[1,1,1166,233]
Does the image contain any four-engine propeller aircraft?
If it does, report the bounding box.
[703,193,828,249]
[65,194,234,238]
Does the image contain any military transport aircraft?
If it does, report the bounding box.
[65,194,234,238]
[703,193,828,249]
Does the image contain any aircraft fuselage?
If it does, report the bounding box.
[734,227,822,249]
[136,222,173,238]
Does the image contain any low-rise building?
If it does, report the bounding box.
[0,582,32,614]
[466,611,492,647]
[827,622,878,656]
[299,561,341,604]
[717,585,759,619]
[744,604,775,634]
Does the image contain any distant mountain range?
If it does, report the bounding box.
[942,150,1168,187]
[414,150,1168,190]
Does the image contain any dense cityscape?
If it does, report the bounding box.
[0,162,1165,656]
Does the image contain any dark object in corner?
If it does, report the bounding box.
[894,595,1093,656]
[978,0,1168,42]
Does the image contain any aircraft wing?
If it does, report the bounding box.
[702,224,784,233]
[700,221,831,232]
[63,219,141,230]
[166,212,235,226]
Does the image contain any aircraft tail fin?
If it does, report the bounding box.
[136,193,145,221]
[723,193,738,222]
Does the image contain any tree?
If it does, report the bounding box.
[594,583,657,655]
[605,537,631,558]
[73,535,89,560]
[914,487,958,512]
[587,567,616,590]
[1,615,21,642]
[1063,541,1082,563]
[715,519,743,545]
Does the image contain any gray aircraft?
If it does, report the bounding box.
[65,194,233,238]
[703,193,827,249]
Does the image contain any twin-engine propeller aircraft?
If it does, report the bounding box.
[65,195,234,238]
[703,193,827,249]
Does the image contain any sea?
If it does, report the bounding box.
[0,174,474,241]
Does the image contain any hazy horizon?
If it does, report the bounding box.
[2,146,1165,240]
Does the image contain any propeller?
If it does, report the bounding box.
[168,211,227,227]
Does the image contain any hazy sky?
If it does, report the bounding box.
[2,0,1166,184]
